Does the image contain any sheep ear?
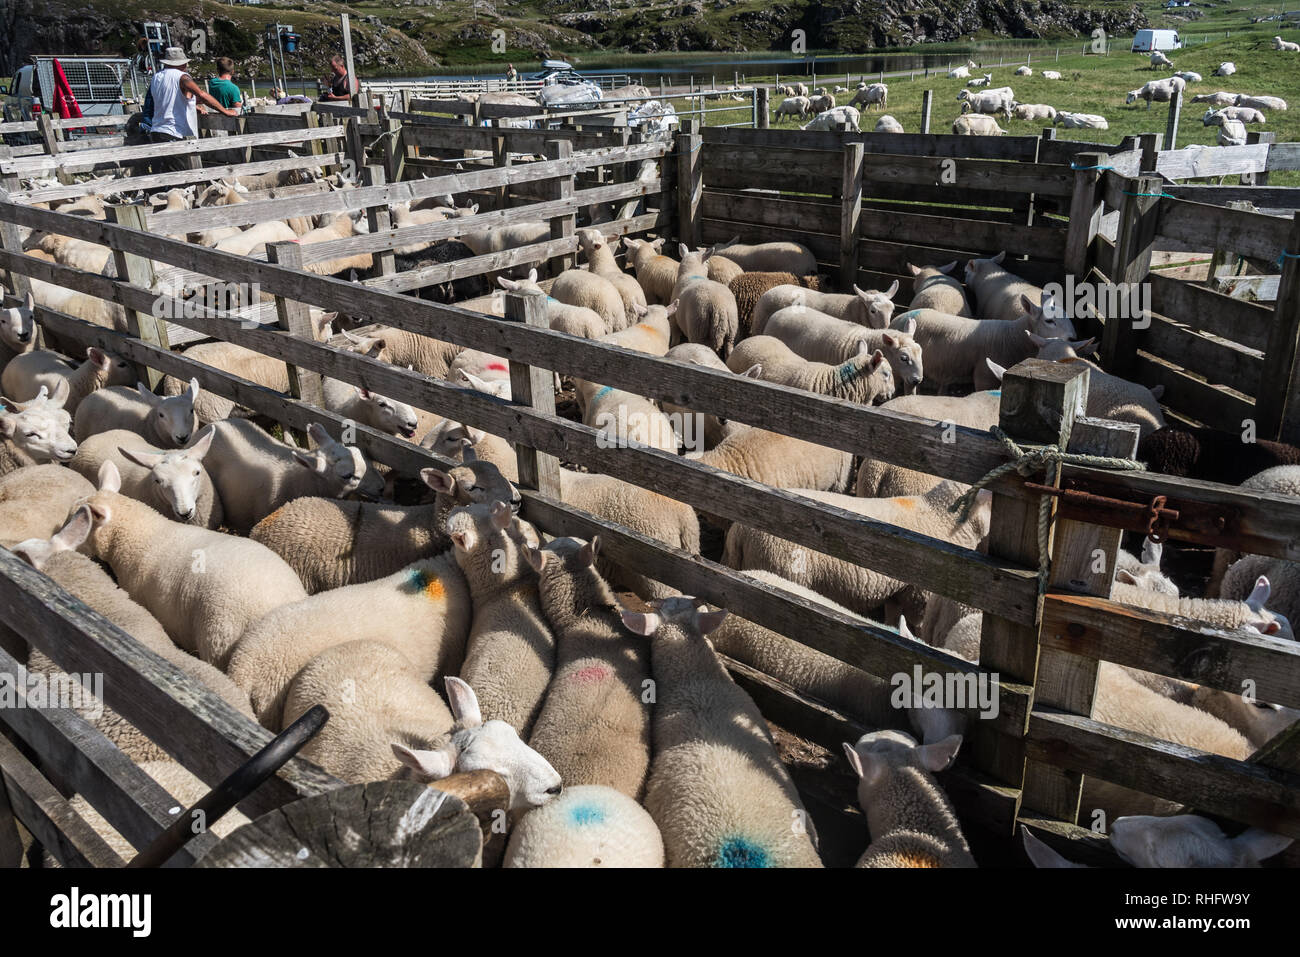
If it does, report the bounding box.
[306,423,333,447]
[1232,828,1294,865]
[87,347,109,369]
[985,358,1006,382]
[489,500,513,530]
[292,448,326,472]
[898,616,915,641]
[870,349,886,369]
[665,299,679,317]
[884,280,899,298]
[497,276,519,290]
[939,260,957,274]
[391,742,456,781]
[1140,537,1163,567]
[902,316,916,337]
[527,268,537,283]
[46,378,70,409]
[842,742,865,777]
[184,426,216,460]
[1021,826,1082,868]
[1028,331,1046,347]
[881,333,897,349]
[621,610,660,636]
[579,536,599,566]
[98,460,121,494]
[1019,293,1037,315]
[1246,576,1271,613]
[1149,384,1165,400]
[1115,568,1139,586]
[420,468,455,495]
[742,363,763,379]
[444,676,483,728]
[695,609,728,635]
[633,304,648,318]
[525,546,547,573]
[907,262,921,276]
[678,243,690,259]
[118,446,165,468]
[916,733,963,772]
[52,506,93,553]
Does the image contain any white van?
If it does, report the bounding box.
[1132,29,1183,52]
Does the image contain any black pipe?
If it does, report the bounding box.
[126,704,329,868]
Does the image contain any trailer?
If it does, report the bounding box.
[2,55,137,124]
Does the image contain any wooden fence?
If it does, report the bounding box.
[5,120,1300,866]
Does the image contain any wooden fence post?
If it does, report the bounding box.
[839,142,863,291]
[106,204,169,390]
[502,289,561,497]
[1244,130,1275,186]
[1063,151,1108,291]
[343,117,367,180]
[363,165,397,279]
[1099,172,1162,381]
[1022,411,1141,824]
[1259,212,1300,441]
[381,113,404,184]
[971,359,1089,818]
[265,240,325,447]
[35,114,72,186]
[545,139,575,276]
[755,87,769,129]
[920,89,932,134]
[1137,132,1162,173]
[1165,88,1182,150]
[676,118,702,249]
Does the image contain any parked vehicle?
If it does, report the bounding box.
[1132,29,1183,52]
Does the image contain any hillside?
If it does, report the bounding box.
[2,0,1150,75]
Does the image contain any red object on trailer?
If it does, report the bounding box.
[50,57,87,132]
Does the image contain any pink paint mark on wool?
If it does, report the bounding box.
[570,664,612,684]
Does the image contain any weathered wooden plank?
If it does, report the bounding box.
[859,207,1067,260]
[504,289,561,496]
[700,125,1043,161]
[1133,353,1255,431]
[1100,173,1163,380]
[1155,144,1270,180]
[1258,213,1300,440]
[1157,197,1294,264]
[702,144,843,194]
[699,190,839,236]
[859,151,1076,197]
[1167,184,1300,209]
[1147,272,1274,352]
[1143,313,1264,396]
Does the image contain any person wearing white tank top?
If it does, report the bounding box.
[146,47,240,172]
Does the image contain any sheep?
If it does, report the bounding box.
[1040,70,1063,80]
[726,335,894,406]
[966,73,992,88]
[1126,76,1185,108]
[1192,90,1242,107]
[1022,345,1165,438]
[1150,51,1174,69]
[577,379,679,455]
[948,66,971,79]
[337,324,462,380]
[753,282,896,334]
[957,90,1012,119]
[1187,680,1299,749]
[74,379,199,449]
[1,346,132,416]
[672,247,740,357]
[732,273,830,336]
[1273,35,1300,51]
[1212,61,1237,76]
[806,93,836,114]
[1137,426,1300,483]
[0,462,93,547]
[707,237,818,277]
[212,220,299,258]
[801,106,862,132]
[855,390,1002,499]
[79,461,308,668]
[228,549,471,729]
[843,730,975,867]
[952,114,1006,136]
[69,428,222,528]
[12,507,254,762]
[1112,575,1292,638]
[1221,116,1251,146]
[550,265,628,334]
[774,96,811,121]
[691,424,854,496]
[1115,537,1179,596]
[1014,65,1032,76]
[897,295,1075,391]
[28,277,128,337]
[1011,103,1057,122]
[1110,815,1292,868]
[705,255,744,287]
[599,302,674,356]
[577,227,647,322]
[622,237,679,304]
[0,389,78,474]
[907,262,973,317]
[711,570,896,727]
[447,501,554,738]
[504,785,664,867]
[1174,70,1203,83]
[30,234,110,273]
[849,83,888,110]
[622,597,823,867]
[723,482,993,618]
[873,114,903,133]
[200,420,385,534]
[250,458,518,593]
[298,211,374,278]
[1053,111,1109,130]
[0,292,37,368]
[759,307,924,393]
[1235,93,1287,111]
[964,250,1042,321]
[524,536,651,799]
[1205,106,1266,126]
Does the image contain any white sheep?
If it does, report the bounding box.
[1126,76,1185,108]
[774,95,812,121]
[1054,110,1109,129]
[691,424,853,496]
[321,379,420,440]
[69,428,222,528]
[1192,90,1241,107]
[550,264,628,334]
[1212,61,1237,76]
[1234,93,1287,111]
[1273,35,1300,51]
[2,347,133,416]
[952,114,1006,135]
[849,83,887,110]
[1150,51,1174,69]
[759,307,924,392]
[1174,70,1202,83]
[672,246,740,357]
[212,220,299,258]
[958,89,1012,118]
[0,387,77,474]
[1110,815,1291,867]
[79,461,308,667]
[873,114,903,133]
[907,262,972,317]
[1204,105,1265,125]
[0,292,37,368]
[577,227,646,323]
[1218,118,1248,145]
[1023,338,1165,437]
[335,324,462,380]
[844,730,975,867]
[707,236,818,276]
[621,238,679,305]
[504,785,664,867]
[623,596,824,867]
[1011,103,1057,122]
[726,335,894,406]
[964,250,1042,321]
[753,282,898,332]
[1014,65,1032,76]
[74,379,199,449]
[1041,70,1062,80]
[801,106,862,132]
[0,463,93,546]
[577,379,679,454]
[200,419,385,534]
[948,66,971,79]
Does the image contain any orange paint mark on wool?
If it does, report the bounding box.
[894,851,941,868]
[895,498,917,510]
[406,567,446,600]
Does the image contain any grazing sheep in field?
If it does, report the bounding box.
[849,83,888,111]
[966,73,992,88]
[874,114,903,133]
[957,88,1012,118]
[807,93,835,113]
[1126,76,1185,108]
[1273,36,1300,51]
[1204,106,1265,125]
[1174,70,1202,83]
[623,597,824,868]
[952,114,1006,136]
[1041,70,1062,80]
[1192,90,1241,107]
[1235,93,1287,111]
[1212,61,1236,76]
[1014,65,1032,76]
[1054,110,1108,130]
[1011,103,1057,122]
[801,106,862,132]
[774,96,811,121]
[1150,51,1174,69]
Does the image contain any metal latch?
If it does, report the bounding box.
[1023,482,1180,539]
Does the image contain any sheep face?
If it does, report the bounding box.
[0,393,77,463]
[1024,293,1077,340]
[291,422,385,500]
[137,378,199,447]
[356,387,419,439]
[119,428,214,522]
[422,459,520,514]
[392,677,563,810]
[0,292,36,353]
[854,282,898,328]
[843,730,962,824]
[1109,814,1292,868]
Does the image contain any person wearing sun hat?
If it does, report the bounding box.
[146,46,240,172]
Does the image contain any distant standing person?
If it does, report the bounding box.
[207,57,244,111]
[506,63,518,83]
[147,47,239,172]
[319,55,358,101]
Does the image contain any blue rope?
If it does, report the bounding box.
[1123,190,1176,199]
[1070,163,1115,171]
[1280,250,1300,268]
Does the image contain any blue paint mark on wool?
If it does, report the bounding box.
[569,803,606,827]
[714,836,770,868]
[837,362,858,384]
[987,390,1001,397]
[593,385,614,402]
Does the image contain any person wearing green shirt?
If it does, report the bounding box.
[207,57,243,110]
